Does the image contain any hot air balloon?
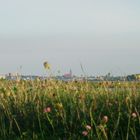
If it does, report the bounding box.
[43,61,51,70]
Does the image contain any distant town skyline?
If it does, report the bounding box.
[0,0,140,76]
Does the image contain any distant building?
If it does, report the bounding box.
[63,69,72,78]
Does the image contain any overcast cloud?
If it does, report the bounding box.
[0,0,140,76]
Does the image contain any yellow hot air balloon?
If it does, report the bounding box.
[43,61,51,70]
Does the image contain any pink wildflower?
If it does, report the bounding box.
[102,116,108,123]
[85,125,92,131]
[132,112,137,118]
[44,107,51,113]
[82,131,88,136]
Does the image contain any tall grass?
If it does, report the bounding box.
[0,79,140,139]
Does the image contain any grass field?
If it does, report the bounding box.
[0,79,140,140]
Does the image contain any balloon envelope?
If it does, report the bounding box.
[43,61,51,70]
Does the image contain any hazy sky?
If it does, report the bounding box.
[0,0,140,76]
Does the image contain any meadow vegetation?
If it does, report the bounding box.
[0,79,140,140]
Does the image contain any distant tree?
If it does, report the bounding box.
[127,75,136,81]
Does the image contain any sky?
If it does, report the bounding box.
[0,0,140,76]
